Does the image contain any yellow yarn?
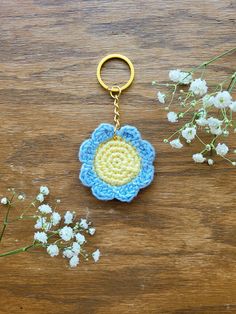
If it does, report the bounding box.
[94,136,141,186]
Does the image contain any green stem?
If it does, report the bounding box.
[196,134,207,147]
[181,104,194,117]
[0,243,35,257]
[221,108,229,122]
[5,215,37,225]
[167,128,182,141]
[196,47,236,69]
[212,149,234,164]
[168,84,177,108]
[155,83,175,87]
[19,199,37,219]
[181,47,236,84]
[0,207,10,243]
[80,252,86,259]
[0,194,15,243]
[0,228,58,257]
[228,72,236,92]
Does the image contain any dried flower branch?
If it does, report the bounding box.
[153,47,236,165]
[0,187,100,268]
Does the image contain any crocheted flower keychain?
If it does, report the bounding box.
[79,54,155,202]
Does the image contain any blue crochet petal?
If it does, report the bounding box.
[91,180,115,201]
[114,182,140,202]
[136,164,155,189]
[79,164,97,187]
[137,140,155,163]
[91,123,114,144]
[79,124,155,202]
[117,125,141,144]
[79,139,96,163]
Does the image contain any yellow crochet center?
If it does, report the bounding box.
[94,137,141,186]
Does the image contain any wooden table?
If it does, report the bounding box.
[0,1,235,313]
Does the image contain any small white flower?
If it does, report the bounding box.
[1,197,8,205]
[202,94,215,108]
[79,218,88,230]
[40,186,49,195]
[229,101,236,112]
[179,71,192,84]
[18,194,25,200]
[36,193,44,203]
[210,127,222,136]
[213,91,232,109]
[169,69,181,82]
[181,127,196,142]
[192,153,206,163]
[51,212,61,226]
[92,249,101,263]
[59,226,74,242]
[69,255,79,268]
[215,143,229,156]
[207,117,222,128]
[75,232,86,245]
[169,69,192,84]
[47,244,59,257]
[208,159,214,165]
[64,211,74,224]
[34,216,46,229]
[38,204,52,214]
[169,138,183,149]
[157,91,166,104]
[63,249,74,259]
[88,227,96,235]
[207,117,223,136]
[189,78,208,96]
[167,111,178,123]
[34,231,48,244]
[72,242,81,255]
[196,117,208,126]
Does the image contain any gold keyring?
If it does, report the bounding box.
[97,54,135,92]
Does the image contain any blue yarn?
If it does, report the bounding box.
[79,123,155,202]
[117,125,141,144]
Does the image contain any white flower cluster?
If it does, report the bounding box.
[36,186,49,203]
[169,69,192,85]
[189,78,208,96]
[0,197,8,205]
[1,188,26,205]
[155,64,236,166]
[33,186,100,267]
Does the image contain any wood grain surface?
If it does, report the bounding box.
[0,1,236,313]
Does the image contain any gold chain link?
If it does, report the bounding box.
[109,86,121,135]
[113,95,120,132]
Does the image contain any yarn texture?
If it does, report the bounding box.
[94,136,141,186]
[79,123,155,202]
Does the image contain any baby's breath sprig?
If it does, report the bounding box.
[153,47,236,166]
[0,187,100,268]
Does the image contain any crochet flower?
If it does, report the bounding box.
[79,123,155,202]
